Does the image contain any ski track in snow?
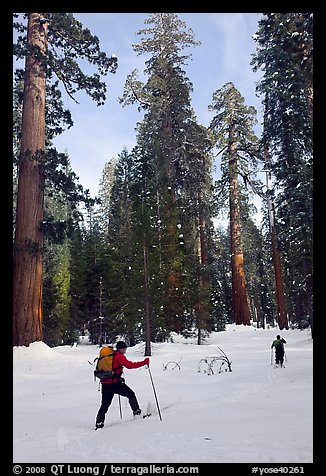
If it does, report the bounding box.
[13,325,313,463]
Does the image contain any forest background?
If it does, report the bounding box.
[12,13,313,352]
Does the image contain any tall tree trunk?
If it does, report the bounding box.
[229,128,251,325]
[264,166,289,330]
[13,13,48,346]
[141,191,152,356]
[263,98,289,331]
[253,286,263,328]
[143,232,152,356]
[196,193,209,344]
[302,255,313,338]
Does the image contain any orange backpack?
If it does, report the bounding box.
[94,346,115,380]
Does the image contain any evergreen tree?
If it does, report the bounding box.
[241,202,270,329]
[96,157,118,235]
[13,50,92,347]
[43,238,72,346]
[68,211,108,345]
[209,82,261,325]
[104,149,144,345]
[213,226,233,325]
[252,13,313,332]
[13,13,117,346]
[261,99,288,330]
[120,13,217,345]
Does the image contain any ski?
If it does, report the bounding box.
[93,411,152,429]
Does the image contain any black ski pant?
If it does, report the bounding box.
[96,381,140,425]
[275,349,285,365]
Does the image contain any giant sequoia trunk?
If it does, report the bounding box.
[229,129,251,325]
[13,13,48,346]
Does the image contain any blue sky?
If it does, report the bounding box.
[50,13,264,199]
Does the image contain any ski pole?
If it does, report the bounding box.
[118,394,123,419]
[147,365,162,420]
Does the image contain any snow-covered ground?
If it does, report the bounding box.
[13,324,313,464]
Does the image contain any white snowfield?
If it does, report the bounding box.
[13,324,313,463]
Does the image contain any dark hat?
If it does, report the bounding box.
[276,335,280,339]
[116,341,128,349]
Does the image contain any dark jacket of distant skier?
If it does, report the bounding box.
[271,335,287,366]
[95,341,149,429]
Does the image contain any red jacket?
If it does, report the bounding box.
[101,350,147,384]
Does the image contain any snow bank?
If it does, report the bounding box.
[13,326,313,464]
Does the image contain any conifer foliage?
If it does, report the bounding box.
[252,13,313,333]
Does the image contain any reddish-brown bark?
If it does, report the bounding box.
[13,13,48,346]
[229,128,251,326]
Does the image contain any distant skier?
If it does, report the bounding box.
[95,341,149,429]
[271,335,287,367]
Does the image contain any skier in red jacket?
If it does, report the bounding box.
[95,341,149,429]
